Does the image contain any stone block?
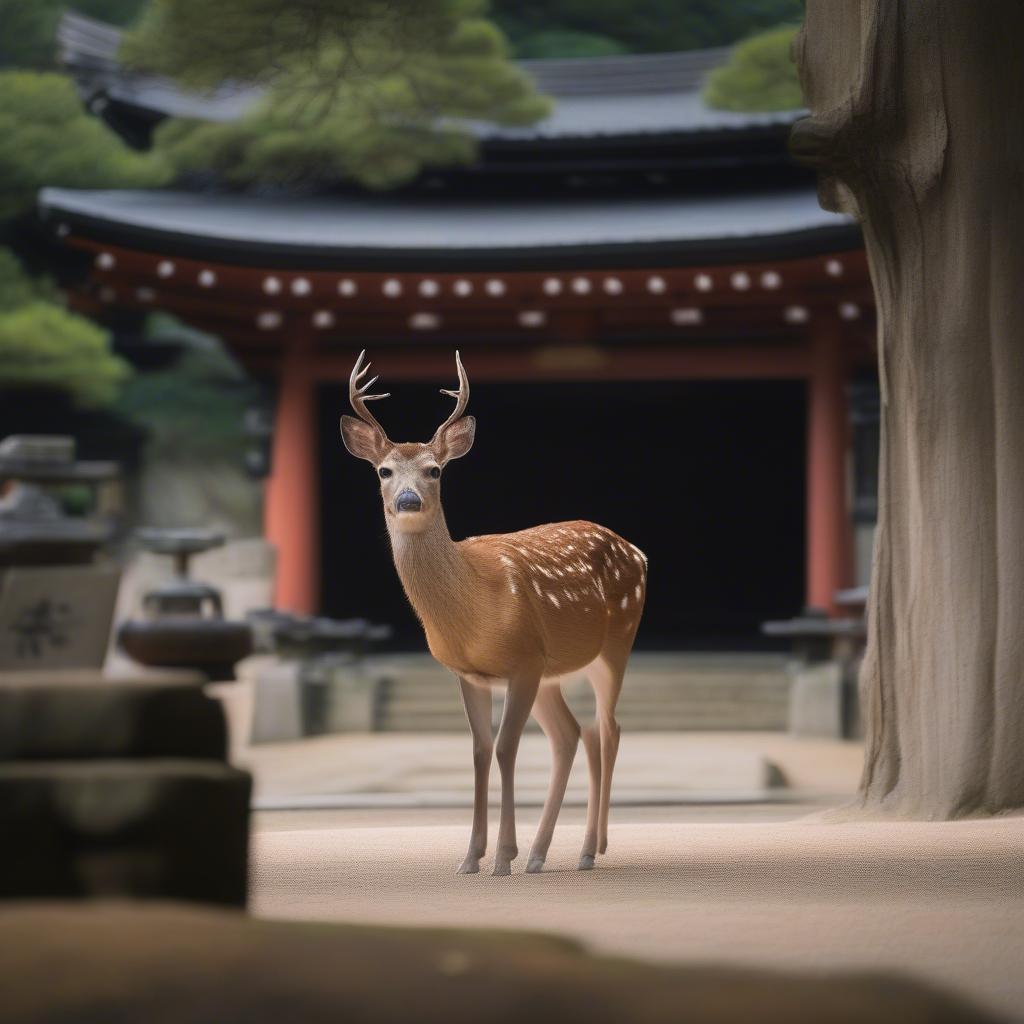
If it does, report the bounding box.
[788,661,844,738]
[0,566,121,671]
[0,760,250,906]
[250,659,303,743]
[0,680,226,761]
[319,662,379,733]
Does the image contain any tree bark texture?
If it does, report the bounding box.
[792,1,1024,818]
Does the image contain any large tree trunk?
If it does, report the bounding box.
[792,1,1024,818]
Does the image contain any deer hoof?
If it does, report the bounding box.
[525,856,545,874]
[456,857,481,875]
[578,854,595,871]
[491,859,512,877]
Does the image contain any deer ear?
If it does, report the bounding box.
[435,415,475,464]
[341,415,388,463]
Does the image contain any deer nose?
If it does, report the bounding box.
[395,489,422,513]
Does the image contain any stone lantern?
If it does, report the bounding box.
[117,527,253,682]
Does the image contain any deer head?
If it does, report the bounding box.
[341,350,476,534]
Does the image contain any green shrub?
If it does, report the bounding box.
[703,25,803,112]
[0,71,169,218]
[0,301,131,407]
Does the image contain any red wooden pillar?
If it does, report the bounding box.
[265,333,319,614]
[806,318,851,615]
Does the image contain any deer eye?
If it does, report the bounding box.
[379,467,393,479]
[428,466,441,479]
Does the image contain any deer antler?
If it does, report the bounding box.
[431,350,470,443]
[349,349,391,439]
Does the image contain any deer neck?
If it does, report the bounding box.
[387,511,473,635]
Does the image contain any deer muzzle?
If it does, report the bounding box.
[395,489,422,513]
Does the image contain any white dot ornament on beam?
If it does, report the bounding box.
[518,310,546,328]
[410,312,441,330]
[671,307,703,326]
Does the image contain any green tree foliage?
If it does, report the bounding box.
[0,6,146,412]
[122,0,550,190]
[113,316,257,462]
[0,300,130,407]
[0,71,169,219]
[0,249,41,308]
[0,0,148,71]
[492,0,804,57]
[703,26,803,112]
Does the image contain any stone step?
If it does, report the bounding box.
[371,654,791,733]
[382,680,789,699]
[381,680,788,692]
[377,671,789,686]
[383,710,788,730]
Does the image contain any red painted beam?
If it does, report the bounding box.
[315,342,813,382]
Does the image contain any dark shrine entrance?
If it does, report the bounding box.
[318,377,806,650]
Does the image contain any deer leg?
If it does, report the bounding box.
[456,677,493,875]
[492,672,540,876]
[597,715,621,855]
[591,654,625,857]
[579,723,601,869]
[525,685,580,874]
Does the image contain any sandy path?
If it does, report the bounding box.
[252,814,1024,1022]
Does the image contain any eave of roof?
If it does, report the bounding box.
[39,187,859,272]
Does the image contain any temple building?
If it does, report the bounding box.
[37,13,879,649]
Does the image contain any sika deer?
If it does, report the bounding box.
[341,351,646,875]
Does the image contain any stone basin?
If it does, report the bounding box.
[118,618,253,683]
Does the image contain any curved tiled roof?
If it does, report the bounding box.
[39,187,856,271]
[58,10,804,141]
